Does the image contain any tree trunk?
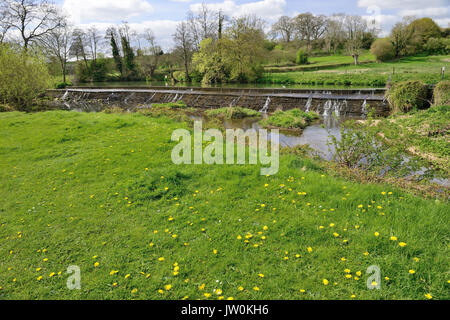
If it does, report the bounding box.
[353,54,359,65]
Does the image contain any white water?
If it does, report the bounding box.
[305,97,312,113]
[362,99,368,117]
[259,97,271,113]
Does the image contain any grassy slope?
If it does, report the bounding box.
[262,55,450,86]
[0,111,448,300]
[371,105,450,173]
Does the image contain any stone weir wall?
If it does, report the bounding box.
[47,88,391,117]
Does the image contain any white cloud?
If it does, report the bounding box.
[63,0,154,24]
[400,7,449,17]
[190,0,286,21]
[357,0,447,10]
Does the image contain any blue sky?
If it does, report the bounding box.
[55,0,450,49]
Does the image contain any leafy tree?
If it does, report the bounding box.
[408,18,442,51]
[107,28,123,77]
[370,38,395,62]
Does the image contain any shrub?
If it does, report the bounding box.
[261,109,319,129]
[206,107,261,119]
[295,49,308,65]
[387,80,429,113]
[433,81,450,106]
[0,45,51,110]
[370,39,395,62]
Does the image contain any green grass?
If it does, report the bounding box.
[206,107,261,119]
[0,111,448,300]
[152,101,188,109]
[265,52,376,73]
[261,109,319,130]
[262,55,450,86]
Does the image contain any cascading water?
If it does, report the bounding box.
[323,100,333,116]
[259,97,271,113]
[332,100,341,117]
[230,96,241,107]
[305,97,312,113]
[362,99,368,117]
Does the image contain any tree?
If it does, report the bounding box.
[370,38,395,62]
[294,13,327,51]
[408,17,442,51]
[40,21,72,83]
[106,27,123,77]
[173,21,193,82]
[0,8,11,44]
[323,14,346,53]
[390,19,413,57]
[70,28,88,68]
[221,15,266,82]
[2,0,64,50]
[344,15,368,65]
[187,2,218,49]
[141,28,163,79]
[271,16,295,42]
[86,26,102,64]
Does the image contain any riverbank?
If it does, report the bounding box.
[0,111,448,300]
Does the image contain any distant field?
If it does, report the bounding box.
[262,55,450,86]
[265,52,376,73]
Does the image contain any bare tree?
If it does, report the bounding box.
[187,2,218,49]
[2,0,64,50]
[70,28,89,68]
[271,16,295,42]
[140,28,163,79]
[41,21,72,83]
[323,14,346,53]
[294,13,328,51]
[344,15,368,65]
[86,26,102,63]
[173,21,193,82]
[0,8,11,44]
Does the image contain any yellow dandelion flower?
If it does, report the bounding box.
[399,242,407,247]
[409,270,416,274]
[238,286,244,291]
[253,286,260,291]
[94,262,99,268]
[131,288,138,294]
[323,279,329,285]
[424,293,432,300]
[164,284,172,291]
[390,236,398,241]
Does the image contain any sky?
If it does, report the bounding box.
[55,0,450,49]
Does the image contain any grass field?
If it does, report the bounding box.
[0,111,449,300]
[262,55,450,86]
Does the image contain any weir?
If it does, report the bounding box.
[48,86,391,116]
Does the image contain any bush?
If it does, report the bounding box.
[295,49,308,65]
[424,38,450,55]
[387,80,429,113]
[433,81,450,106]
[261,109,319,129]
[0,45,51,110]
[370,39,395,62]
